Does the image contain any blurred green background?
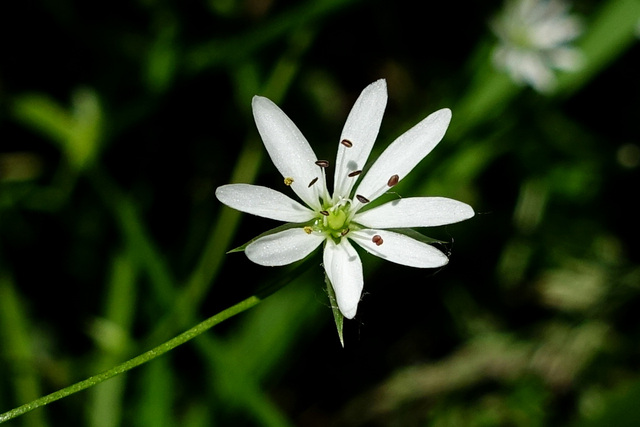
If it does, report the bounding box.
[1,0,640,425]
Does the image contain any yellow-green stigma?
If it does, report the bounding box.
[327,209,347,231]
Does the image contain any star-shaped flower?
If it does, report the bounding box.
[216,79,474,320]
[491,0,584,92]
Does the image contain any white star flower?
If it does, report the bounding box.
[491,0,584,92]
[216,79,474,319]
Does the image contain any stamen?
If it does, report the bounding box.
[372,235,383,246]
[340,228,350,236]
[341,139,353,148]
[356,194,370,203]
[348,170,362,177]
[387,174,399,187]
[320,210,330,216]
[304,226,313,234]
[315,160,330,168]
[284,177,294,186]
[308,177,319,187]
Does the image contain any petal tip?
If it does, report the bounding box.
[437,107,452,123]
[251,95,273,112]
[463,204,476,220]
[370,78,387,90]
[214,185,229,203]
[339,304,357,319]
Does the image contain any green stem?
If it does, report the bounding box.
[0,295,262,424]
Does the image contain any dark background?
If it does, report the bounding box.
[1,0,640,426]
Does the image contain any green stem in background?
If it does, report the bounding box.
[0,274,49,427]
[0,295,262,424]
[87,250,139,427]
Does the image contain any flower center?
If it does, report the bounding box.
[313,202,352,241]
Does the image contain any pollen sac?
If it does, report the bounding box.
[315,160,330,168]
[372,234,383,246]
[303,226,313,234]
[348,170,362,177]
[340,228,350,236]
[387,174,400,187]
[284,177,294,186]
[356,194,370,203]
[308,177,319,187]
[320,210,330,216]
[341,139,353,148]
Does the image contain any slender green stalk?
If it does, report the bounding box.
[0,295,262,424]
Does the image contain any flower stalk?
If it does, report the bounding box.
[0,295,262,424]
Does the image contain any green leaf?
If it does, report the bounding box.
[11,88,103,171]
[12,93,74,148]
[324,272,344,347]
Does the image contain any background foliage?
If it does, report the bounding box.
[1,0,640,426]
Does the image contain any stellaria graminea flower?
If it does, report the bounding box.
[216,79,474,320]
[491,0,583,92]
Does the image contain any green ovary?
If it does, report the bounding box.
[327,209,347,231]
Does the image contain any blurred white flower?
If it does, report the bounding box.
[216,80,474,319]
[491,0,584,92]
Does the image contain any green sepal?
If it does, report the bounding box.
[386,228,447,245]
[324,272,344,347]
[227,222,309,253]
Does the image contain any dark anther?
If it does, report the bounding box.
[372,235,384,246]
[308,177,319,187]
[387,174,400,187]
[348,170,362,177]
[356,194,370,203]
[341,228,350,236]
[340,139,353,148]
[315,160,330,168]
[320,210,330,216]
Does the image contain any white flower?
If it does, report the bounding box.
[215,80,474,319]
[491,0,584,92]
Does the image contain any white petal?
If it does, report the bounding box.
[252,96,324,210]
[350,229,448,268]
[333,79,388,200]
[245,228,324,266]
[353,108,452,209]
[215,184,316,223]
[323,238,364,319]
[354,197,475,228]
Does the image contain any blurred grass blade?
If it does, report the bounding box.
[87,251,139,427]
[0,274,49,427]
[134,357,176,427]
